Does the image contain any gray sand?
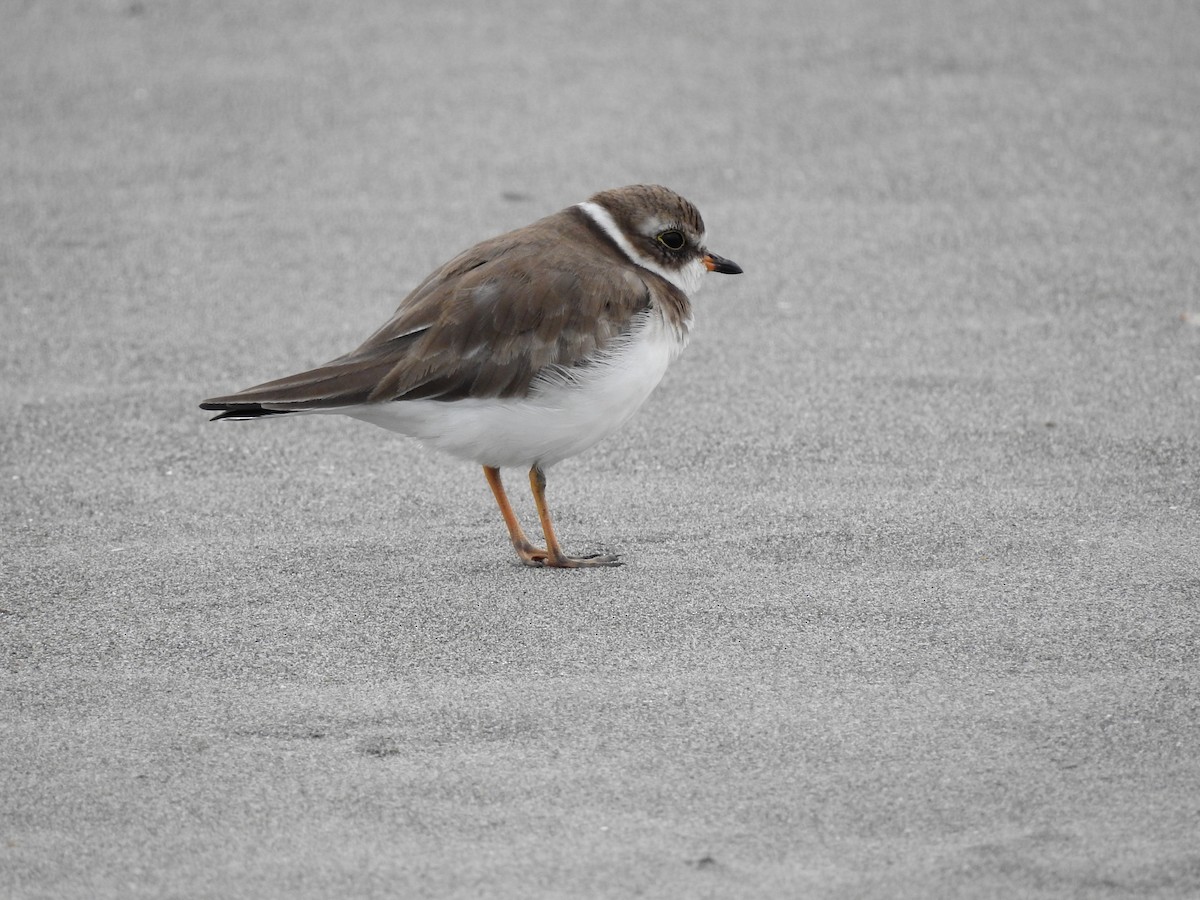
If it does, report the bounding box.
[3,2,1198,897]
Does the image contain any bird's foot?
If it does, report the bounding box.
[514,542,622,568]
[547,552,623,569]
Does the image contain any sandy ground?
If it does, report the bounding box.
[3,1,1199,897]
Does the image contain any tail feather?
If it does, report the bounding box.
[197,354,402,416]
[200,402,298,422]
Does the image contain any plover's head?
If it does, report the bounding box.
[578,184,742,295]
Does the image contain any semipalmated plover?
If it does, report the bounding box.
[201,184,742,567]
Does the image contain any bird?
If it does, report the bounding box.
[200,184,742,568]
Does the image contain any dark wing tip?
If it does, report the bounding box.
[200,400,295,421]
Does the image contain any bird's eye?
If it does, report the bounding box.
[657,230,686,251]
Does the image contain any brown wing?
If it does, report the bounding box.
[201,207,676,411]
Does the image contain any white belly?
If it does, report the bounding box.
[339,312,687,468]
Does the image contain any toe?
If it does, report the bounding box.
[553,553,623,569]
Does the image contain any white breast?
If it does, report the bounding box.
[340,310,688,468]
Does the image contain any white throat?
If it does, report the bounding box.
[577,201,706,296]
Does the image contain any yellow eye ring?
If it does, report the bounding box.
[657,230,686,251]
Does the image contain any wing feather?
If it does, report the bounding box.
[200,208,673,413]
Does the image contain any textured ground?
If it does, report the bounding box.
[3,1,1199,898]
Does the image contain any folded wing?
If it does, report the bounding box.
[200,209,669,414]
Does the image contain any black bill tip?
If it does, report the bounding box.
[703,252,743,275]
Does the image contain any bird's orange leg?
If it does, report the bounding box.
[483,465,551,566]
[528,465,622,568]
